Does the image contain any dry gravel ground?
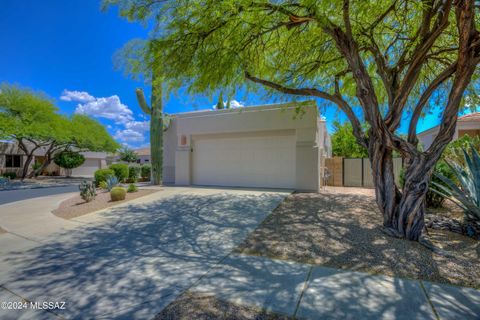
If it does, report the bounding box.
[155,291,293,320]
[236,187,480,289]
[52,189,159,219]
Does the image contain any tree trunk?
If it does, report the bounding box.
[369,135,435,241]
[21,153,34,180]
[368,136,400,229]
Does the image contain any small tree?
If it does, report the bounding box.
[54,151,85,177]
[331,121,368,158]
[215,92,224,110]
[119,147,138,163]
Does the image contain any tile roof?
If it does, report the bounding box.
[458,112,480,122]
[135,147,150,156]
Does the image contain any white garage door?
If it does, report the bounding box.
[192,133,296,188]
[71,159,100,177]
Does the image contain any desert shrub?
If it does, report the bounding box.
[110,187,126,201]
[98,180,108,190]
[128,166,141,183]
[109,164,129,182]
[141,165,151,180]
[127,183,138,193]
[399,161,454,208]
[106,175,119,191]
[79,180,96,202]
[94,169,115,186]
[3,172,16,179]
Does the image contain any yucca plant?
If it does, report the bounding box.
[432,146,480,237]
[105,175,119,191]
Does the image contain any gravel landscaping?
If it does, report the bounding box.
[154,291,293,320]
[236,187,480,289]
[52,188,159,219]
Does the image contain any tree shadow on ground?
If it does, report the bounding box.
[1,192,285,319]
[236,189,480,289]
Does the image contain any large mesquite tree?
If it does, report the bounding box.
[107,0,480,241]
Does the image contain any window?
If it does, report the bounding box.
[5,155,22,168]
[137,159,141,164]
[144,159,149,162]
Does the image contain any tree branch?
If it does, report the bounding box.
[245,71,366,147]
[427,0,479,162]
[385,0,454,131]
[407,62,457,145]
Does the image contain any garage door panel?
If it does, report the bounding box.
[192,134,296,188]
[71,159,100,177]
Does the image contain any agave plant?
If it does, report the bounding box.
[432,146,480,236]
[105,175,119,191]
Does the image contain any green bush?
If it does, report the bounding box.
[79,180,96,202]
[128,166,141,183]
[110,187,126,201]
[141,165,151,180]
[3,172,16,179]
[127,183,138,193]
[399,160,454,208]
[94,169,115,186]
[109,164,129,182]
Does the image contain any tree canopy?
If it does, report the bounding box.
[119,147,138,163]
[331,121,368,158]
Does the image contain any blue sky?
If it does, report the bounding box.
[0,0,445,148]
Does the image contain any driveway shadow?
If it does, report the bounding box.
[0,192,285,319]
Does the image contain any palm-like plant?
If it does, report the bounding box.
[432,146,480,236]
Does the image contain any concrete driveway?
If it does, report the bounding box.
[0,186,289,319]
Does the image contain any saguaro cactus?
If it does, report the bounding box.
[136,81,164,185]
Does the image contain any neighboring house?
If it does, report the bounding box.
[418,112,480,149]
[134,147,151,164]
[161,101,331,191]
[0,141,107,178]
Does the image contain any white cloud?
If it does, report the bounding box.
[114,129,145,143]
[75,95,134,124]
[125,120,150,133]
[114,121,150,145]
[229,100,245,108]
[60,90,95,103]
[211,99,245,110]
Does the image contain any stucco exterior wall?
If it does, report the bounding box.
[164,102,325,191]
[417,119,480,150]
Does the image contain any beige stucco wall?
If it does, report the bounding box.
[163,102,324,191]
[417,120,480,150]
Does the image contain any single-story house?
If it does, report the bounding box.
[134,147,151,164]
[161,101,331,192]
[0,141,107,178]
[418,112,480,149]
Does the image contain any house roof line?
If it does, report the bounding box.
[417,112,480,136]
[172,100,318,119]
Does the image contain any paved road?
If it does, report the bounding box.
[0,185,79,205]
